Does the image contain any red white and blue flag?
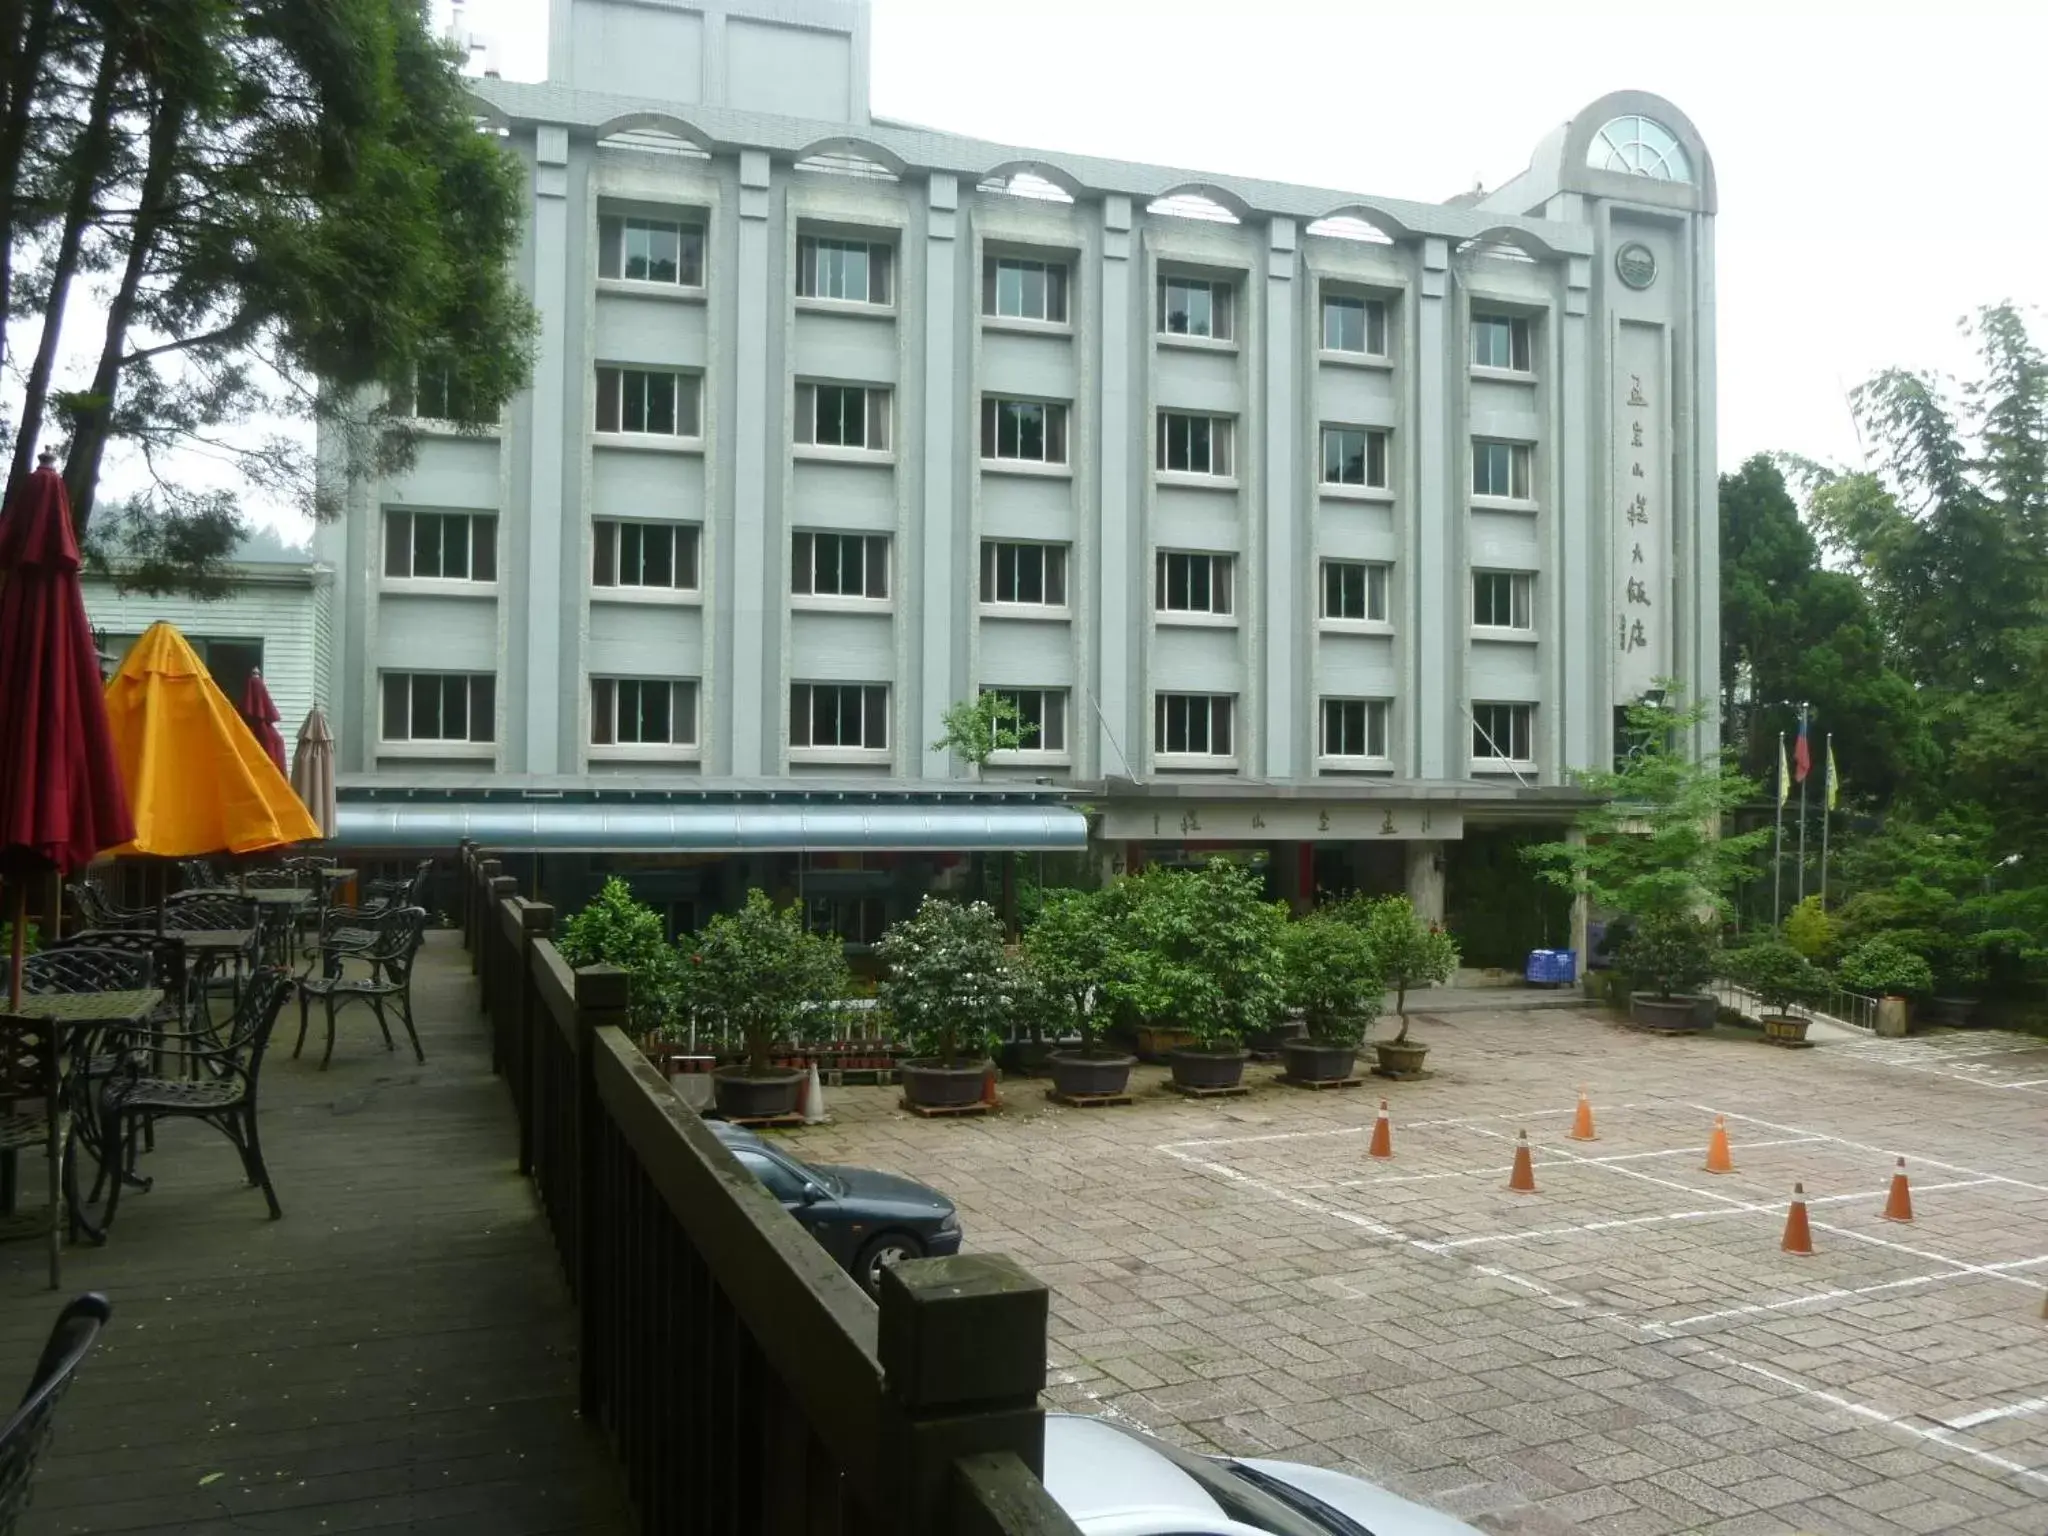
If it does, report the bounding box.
[1794,714,1812,783]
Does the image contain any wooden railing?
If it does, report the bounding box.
[461,845,1081,1536]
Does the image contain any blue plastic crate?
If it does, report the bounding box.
[1525,948,1577,985]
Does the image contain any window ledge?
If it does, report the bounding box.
[1471,495,1540,515]
[1470,365,1537,385]
[1317,758,1396,774]
[1156,333,1238,354]
[1318,483,1394,503]
[1471,627,1539,645]
[982,315,1073,338]
[791,595,893,615]
[1318,350,1393,371]
[1154,753,1240,771]
[596,277,706,303]
[1154,471,1239,492]
[789,747,893,765]
[591,587,702,608]
[795,296,896,319]
[1319,619,1394,637]
[980,457,1073,480]
[979,603,1070,623]
[403,418,502,440]
[378,741,497,761]
[593,432,703,455]
[990,750,1072,767]
[381,579,499,600]
[1470,760,1538,776]
[589,745,703,763]
[1155,611,1237,629]
[794,444,897,468]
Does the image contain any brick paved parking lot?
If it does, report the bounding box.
[784,1009,2048,1535]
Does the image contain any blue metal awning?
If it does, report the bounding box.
[334,800,1089,853]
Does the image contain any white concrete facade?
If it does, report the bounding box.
[317,0,1718,832]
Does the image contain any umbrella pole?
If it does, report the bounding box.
[9,882,25,1011]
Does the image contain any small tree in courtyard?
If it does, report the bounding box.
[558,877,678,1036]
[677,890,850,1077]
[1102,860,1289,1050]
[1278,912,1382,1047]
[877,897,1020,1066]
[1338,895,1459,1045]
[1022,886,1123,1054]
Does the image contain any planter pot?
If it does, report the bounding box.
[900,1058,992,1108]
[1760,1013,1810,1046]
[1134,1025,1199,1062]
[1280,1040,1358,1084]
[1001,1038,1058,1076]
[1247,1019,1306,1058]
[1924,996,1980,1028]
[711,1066,805,1120]
[1693,994,1717,1029]
[1629,994,1712,1032]
[1875,996,1911,1037]
[1048,1050,1136,1099]
[1167,1048,1249,1091]
[1371,1040,1430,1079]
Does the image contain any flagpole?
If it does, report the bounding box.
[1820,732,1833,908]
[1773,731,1786,927]
[1795,705,1809,906]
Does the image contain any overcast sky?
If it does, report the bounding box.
[446,0,2040,481]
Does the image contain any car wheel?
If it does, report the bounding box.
[855,1232,923,1296]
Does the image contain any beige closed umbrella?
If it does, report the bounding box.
[291,705,337,840]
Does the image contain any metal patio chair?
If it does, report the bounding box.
[0,1015,65,1290]
[0,1293,111,1533]
[294,907,427,1070]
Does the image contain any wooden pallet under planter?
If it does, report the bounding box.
[712,1112,808,1130]
[1044,1088,1133,1109]
[1278,1075,1365,1091]
[1165,1081,1251,1099]
[898,1096,993,1119]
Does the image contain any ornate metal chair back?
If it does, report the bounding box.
[22,948,151,997]
[0,1294,111,1530]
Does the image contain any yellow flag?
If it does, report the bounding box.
[1826,740,1839,810]
[1777,736,1790,808]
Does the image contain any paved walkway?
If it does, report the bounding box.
[0,934,630,1535]
[790,1010,2048,1535]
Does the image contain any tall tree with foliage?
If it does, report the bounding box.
[1,0,533,594]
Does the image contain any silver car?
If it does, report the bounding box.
[1043,1413,1485,1536]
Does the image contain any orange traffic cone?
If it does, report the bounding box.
[1508,1130,1537,1193]
[1703,1115,1735,1174]
[1882,1157,1913,1222]
[981,1065,998,1106]
[1367,1099,1393,1159]
[1568,1086,1598,1142]
[1781,1182,1815,1255]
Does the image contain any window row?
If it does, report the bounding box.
[377,669,1536,768]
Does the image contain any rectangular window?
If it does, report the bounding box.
[590,678,698,747]
[807,895,888,947]
[1472,313,1532,372]
[1472,702,1534,763]
[797,235,893,304]
[790,683,889,750]
[405,364,488,425]
[380,673,495,744]
[1320,426,1390,489]
[979,397,1069,465]
[1473,570,1534,630]
[1155,551,1233,616]
[1155,412,1234,477]
[981,687,1067,754]
[595,367,701,437]
[1158,275,1233,340]
[383,510,496,583]
[1321,293,1387,356]
[592,521,699,591]
[1472,439,1533,500]
[1154,693,1234,758]
[983,256,1068,323]
[1320,698,1390,760]
[597,213,704,286]
[795,383,891,450]
[791,531,889,599]
[1320,560,1389,623]
[980,541,1068,607]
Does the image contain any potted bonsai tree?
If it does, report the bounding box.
[557,876,681,1043]
[1276,910,1382,1085]
[1352,895,1459,1077]
[877,896,1020,1109]
[679,888,851,1120]
[1723,939,1822,1045]
[1615,910,1716,1031]
[1023,886,1136,1101]
[1104,860,1288,1093]
[1837,935,1935,1036]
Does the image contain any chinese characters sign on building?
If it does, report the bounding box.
[1614,320,1667,697]
[1101,804,1465,843]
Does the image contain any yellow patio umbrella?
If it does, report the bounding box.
[102,622,322,856]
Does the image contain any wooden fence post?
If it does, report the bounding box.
[572,962,631,1420]
[876,1253,1051,1536]
[458,840,476,951]
[483,873,515,1017]
[515,902,555,1172]
[472,858,502,979]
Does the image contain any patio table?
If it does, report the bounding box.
[0,988,163,1224]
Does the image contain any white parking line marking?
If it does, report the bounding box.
[1945,1396,2048,1430]
[1653,1253,2048,1332]
[1691,1104,2048,1197]
[1159,1103,1623,1152]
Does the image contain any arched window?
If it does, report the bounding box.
[1586,115,1692,182]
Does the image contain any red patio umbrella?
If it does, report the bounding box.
[0,453,136,1005]
[238,668,288,775]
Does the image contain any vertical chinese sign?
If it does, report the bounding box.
[1613,320,1666,697]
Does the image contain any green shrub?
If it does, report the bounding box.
[557,877,678,1035]
[1722,940,1822,1015]
[876,896,1020,1066]
[677,890,850,1076]
[1333,895,1460,1043]
[1616,910,1715,1000]
[1782,896,1837,962]
[1099,860,1289,1049]
[1021,887,1121,1052]
[1837,935,1936,998]
[1279,912,1382,1046]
